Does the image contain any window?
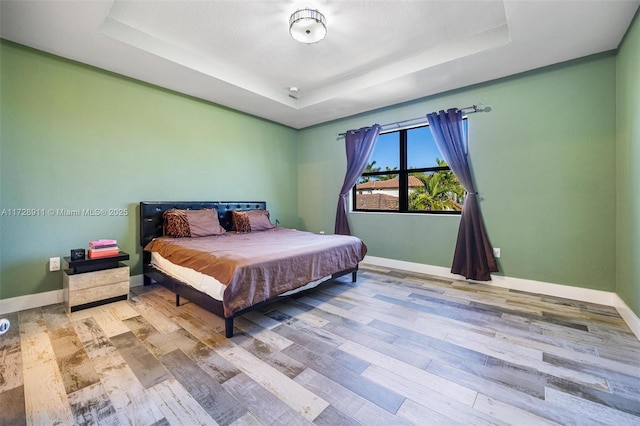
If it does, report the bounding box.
[353,123,466,214]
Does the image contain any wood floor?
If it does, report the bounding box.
[1,266,639,425]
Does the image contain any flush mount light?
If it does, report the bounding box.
[289,8,327,44]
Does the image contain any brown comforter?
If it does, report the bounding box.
[144,228,367,317]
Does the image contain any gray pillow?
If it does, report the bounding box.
[185,208,226,237]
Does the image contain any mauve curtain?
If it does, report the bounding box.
[426,109,498,281]
[335,124,381,235]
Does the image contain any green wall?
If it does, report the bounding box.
[0,33,635,320]
[298,54,618,293]
[0,40,299,300]
[616,12,640,316]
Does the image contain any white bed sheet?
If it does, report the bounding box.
[151,251,226,301]
[150,251,330,302]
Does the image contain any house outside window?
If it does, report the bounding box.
[353,123,466,214]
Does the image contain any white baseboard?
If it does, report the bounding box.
[0,275,144,315]
[614,294,640,341]
[130,274,144,288]
[0,289,63,315]
[362,255,640,341]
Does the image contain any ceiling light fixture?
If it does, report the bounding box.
[289,8,327,44]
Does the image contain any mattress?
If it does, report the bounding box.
[151,251,226,301]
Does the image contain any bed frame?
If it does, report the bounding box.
[139,201,357,337]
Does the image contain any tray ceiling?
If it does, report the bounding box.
[1,1,638,128]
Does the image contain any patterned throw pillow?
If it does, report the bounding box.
[232,211,251,233]
[163,209,191,237]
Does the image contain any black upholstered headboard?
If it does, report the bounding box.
[139,201,266,248]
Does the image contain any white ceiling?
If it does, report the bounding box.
[1,1,638,129]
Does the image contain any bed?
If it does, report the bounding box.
[139,201,367,337]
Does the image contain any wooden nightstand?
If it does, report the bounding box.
[62,251,130,313]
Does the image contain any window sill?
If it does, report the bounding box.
[349,210,462,217]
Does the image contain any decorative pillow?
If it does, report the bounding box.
[246,209,275,231]
[163,209,191,237]
[232,211,252,233]
[185,208,226,237]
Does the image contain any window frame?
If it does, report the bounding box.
[352,123,464,215]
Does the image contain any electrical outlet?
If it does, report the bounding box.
[49,257,60,271]
[0,318,10,335]
[493,248,501,258]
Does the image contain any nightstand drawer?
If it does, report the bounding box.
[67,280,129,309]
[65,266,129,291]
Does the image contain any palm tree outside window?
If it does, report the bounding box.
[353,123,466,213]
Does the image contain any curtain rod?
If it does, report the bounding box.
[337,104,484,138]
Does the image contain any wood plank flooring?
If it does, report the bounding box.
[1,265,639,425]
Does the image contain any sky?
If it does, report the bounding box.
[368,126,444,170]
